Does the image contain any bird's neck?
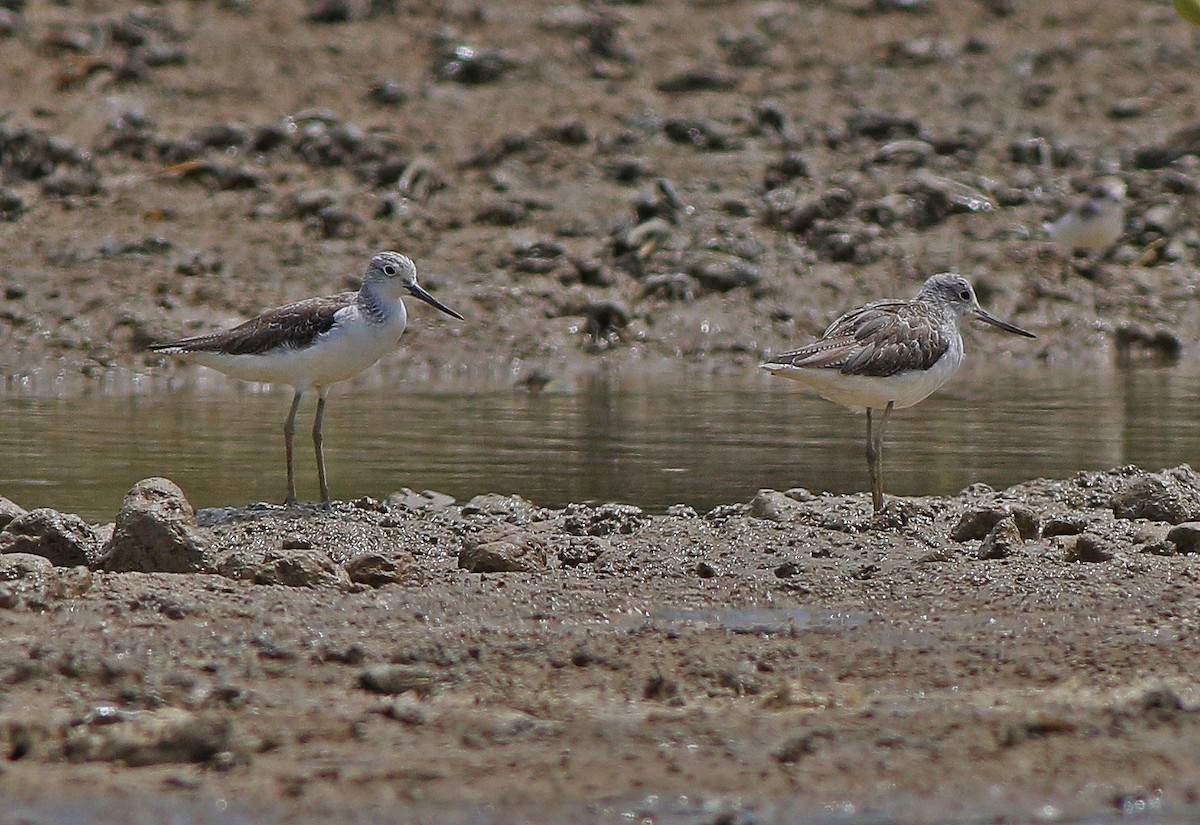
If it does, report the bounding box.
[357,280,403,324]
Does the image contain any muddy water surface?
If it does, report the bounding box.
[3,364,1198,521]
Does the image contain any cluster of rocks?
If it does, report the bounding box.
[4,465,1200,605]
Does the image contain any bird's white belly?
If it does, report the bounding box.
[184,321,401,390]
[763,346,963,411]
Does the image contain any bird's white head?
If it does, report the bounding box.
[363,251,464,320]
[918,273,1035,338]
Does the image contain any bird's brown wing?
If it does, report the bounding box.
[149,293,356,355]
[764,299,951,378]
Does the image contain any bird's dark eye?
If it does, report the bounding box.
[383,265,397,276]
[959,290,970,300]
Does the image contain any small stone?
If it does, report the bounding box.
[1165,523,1200,554]
[1112,473,1200,524]
[101,478,213,573]
[0,552,52,581]
[951,507,1007,541]
[750,489,799,522]
[65,709,232,766]
[557,536,607,567]
[1063,533,1114,563]
[0,494,26,530]
[774,561,802,578]
[1043,517,1086,537]
[687,253,762,292]
[655,65,738,93]
[0,508,104,567]
[345,552,411,587]
[251,547,350,588]
[695,561,719,578]
[977,516,1021,559]
[359,664,442,696]
[461,493,538,518]
[459,525,548,573]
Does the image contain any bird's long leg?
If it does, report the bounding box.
[870,401,896,514]
[283,389,304,506]
[313,388,330,505]
[866,408,881,513]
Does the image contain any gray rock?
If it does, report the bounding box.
[977,516,1022,559]
[461,492,539,518]
[64,708,232,766]
[1112,471,1200,524]
[0,552,53,581]
[0,508,104,567]
[1165,522,1200,554]
[345,552,412,587]
[102,478,213,573]
[750,489,800,522]
[953,506,1039,542]
[359,664,443,696]
[1063,533,1114,563]
[459,524,548,573]
[0,495,26,530]
[385,488,456,512]
[224,546,350,588]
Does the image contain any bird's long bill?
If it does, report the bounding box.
[409,283,465,320]
[973,307,1035,338]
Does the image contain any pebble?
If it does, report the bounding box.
[101,478,214,573]
[0,508,105,567]
[1164,523,1200,554]
[1063,533,1115,563]
[459,524,548,573]
[0,494,25,529]
[1111,471,1200,524]
[749,489,800,522]
[345,552,412,587]
[239,546,351,588]
[64,708,233,766]
[977,515,1022,559]
[359,664,443,696]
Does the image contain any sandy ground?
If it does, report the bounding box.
[3,0,1200,821]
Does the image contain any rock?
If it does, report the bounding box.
[0,508,104,567]
[461,493,539,518]
[1063,533,1114,563]
[359,664,443,696]
[345,552,412,587]
[64,708,232,766]
[977,516,1021,559]
[459,524,548,573]
[654,65,738,93]
[750,489,800,522]
[386,488,455,512]
[1165,523,1200,554]
[556,536,607,567]
[433,44,514,85]
[687,253,762,292]
[0,552,53,581]
[561,503,645,536]
[229,546,350,588]
[101,478,213,573]
[1043,516,1086,537]
[952,506,1039,542]
[1112,471,1200,524]
[0,494,26,529]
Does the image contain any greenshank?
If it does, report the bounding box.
[761,273,1035,514]
[150,251,463,506]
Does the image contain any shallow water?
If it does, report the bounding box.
[2,364,1199,522]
